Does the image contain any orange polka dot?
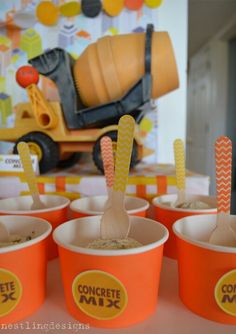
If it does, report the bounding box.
[103,0,124,16]
[125,0,144,11]
[36,1,59,26]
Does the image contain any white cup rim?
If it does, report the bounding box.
[53,215,169,256]
[152,193,217,213]
[70,195,149,215]
[0,215,52,254]
[0,194,70,214]
[173,214,236,253]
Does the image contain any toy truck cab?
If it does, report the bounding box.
[10,99,145,173]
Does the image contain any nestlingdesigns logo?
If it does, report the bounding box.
[215,269,236,316]
[72,270,128,320]
[0,269,22,317]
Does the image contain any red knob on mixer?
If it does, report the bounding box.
[16,65,39,88]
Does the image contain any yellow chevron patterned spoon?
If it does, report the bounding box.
[209,136,236,246]
[17,142,46,210]
[101,136,114,210]
[100,115,135,239]
[174,139,186,207]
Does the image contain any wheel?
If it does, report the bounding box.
[13,132,60,174]
[92,131,138,173]
[57,152,82,169]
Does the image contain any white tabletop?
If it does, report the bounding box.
[2,257,236,334]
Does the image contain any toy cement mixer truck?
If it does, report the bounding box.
[0,24,179,174]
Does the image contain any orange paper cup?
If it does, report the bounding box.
[152,194,217,259]
[0,215,51,324]
[53,216,168,328]
[0,195,70,260]
[173,214,236,324]
[70,195,149,219]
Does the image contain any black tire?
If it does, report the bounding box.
[92,131,138,174]
[13,132,59,174]
[57,152,82,169]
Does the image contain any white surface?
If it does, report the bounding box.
[157,0,188,163]
[2,257,236,334]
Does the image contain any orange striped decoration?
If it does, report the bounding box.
[19,171,171,200]
[136,184,147,198]
[215,136,232,213]
[156,175,167,194]
[55,176,66,193]
[101,136,114,188]
[37,182,45,194]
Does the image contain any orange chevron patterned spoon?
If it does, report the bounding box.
[209,136,236,246]
[100,115,135,239]
[101,136,115,210]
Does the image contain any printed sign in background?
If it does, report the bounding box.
[0,154,38,175]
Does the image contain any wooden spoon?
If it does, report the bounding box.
[0,222,9,243]
[17,142,46,210]
[100,115,135,239]
[101,136,114,210]
[209,136,236,246]
[174,139,186,207]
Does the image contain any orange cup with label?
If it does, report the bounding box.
[0,215,51,324]
[70,195,149,219]
[173,214,236,324]
[152,194,217,259]
[0,195,70,260]
[53,215,168,328]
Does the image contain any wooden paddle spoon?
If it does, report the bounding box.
[101,136,114,210]
[209,136,236,246]
[174,139,186,207]
[0,221,9,243]
[100,115,135,239]
[17,142,46,210]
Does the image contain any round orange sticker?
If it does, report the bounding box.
[103,0,124,16]
[72,270,128,320]
[36,1,59,26]
[0,269,22,317]
[215,269,236,316]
